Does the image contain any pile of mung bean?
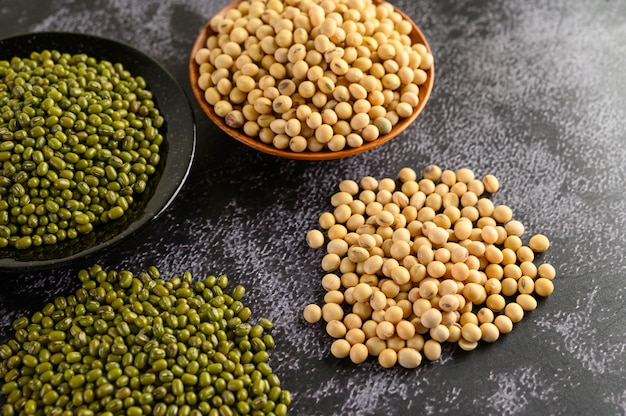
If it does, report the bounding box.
[194,0,433,153]
[303,166,555,368]
[0,50,164,250]
[0,265,291,416]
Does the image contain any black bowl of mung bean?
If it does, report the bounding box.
[0,32,196,272]
[189,0,434,160]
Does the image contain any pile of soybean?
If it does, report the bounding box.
[0,50,164,250]
[0,266,291,416]
[304,166,556,368]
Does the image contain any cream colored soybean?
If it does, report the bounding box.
[529,234,550,252]
[398,348,422,368]
[303,304,322,323]
[196,0,432,153]
[303,166,555,368]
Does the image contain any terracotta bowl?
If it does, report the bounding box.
[189,0,434,160]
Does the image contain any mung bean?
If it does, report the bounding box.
[0,50,164,249]
[0,266,290,415]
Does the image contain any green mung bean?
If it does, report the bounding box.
[0,50,165,249]
[0,266,290,415]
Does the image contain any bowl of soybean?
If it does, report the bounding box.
[0,32,196,272]
[189,0,434,160]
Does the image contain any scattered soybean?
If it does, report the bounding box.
[303,166,555,367]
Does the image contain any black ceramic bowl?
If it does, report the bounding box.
[0,32,196,272]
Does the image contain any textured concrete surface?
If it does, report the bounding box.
[1,0,626,414]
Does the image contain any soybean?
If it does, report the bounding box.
[195,0,434,153]
[304,166,556,367]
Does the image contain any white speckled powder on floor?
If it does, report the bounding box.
[1,0,626,414]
